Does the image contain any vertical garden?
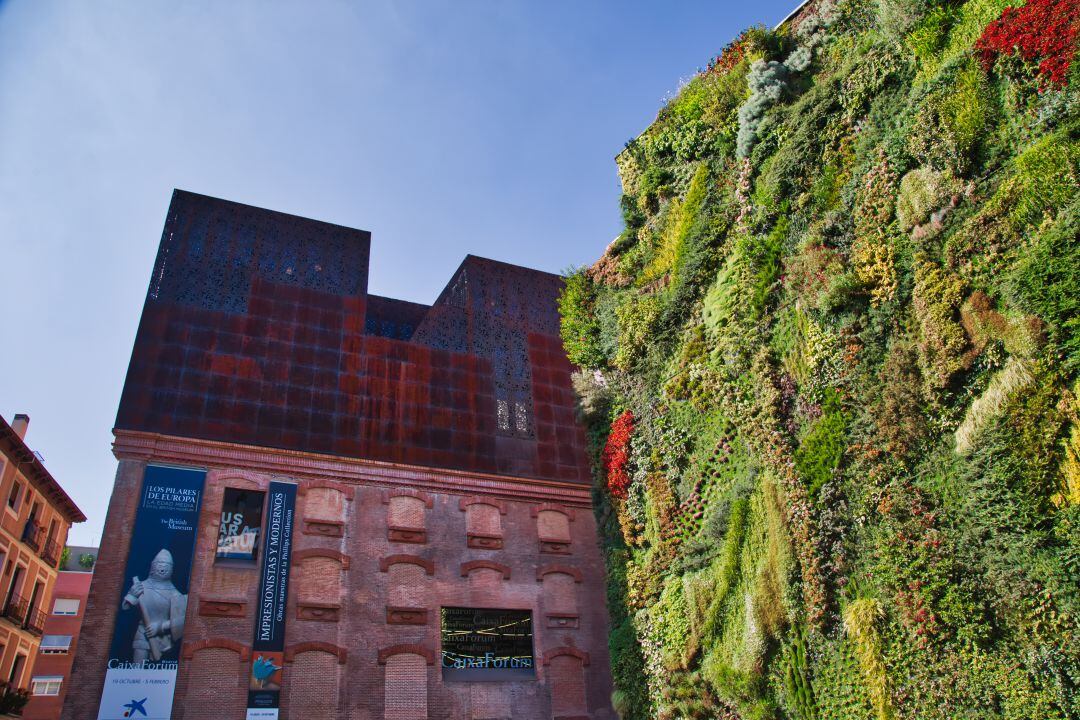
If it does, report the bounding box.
[559,0,1080,717]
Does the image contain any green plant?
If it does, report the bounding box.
[896,166,962,231]
[913,258,970,391]
[558,269,606,368]
[1009,199,1080,373]
[907,59,993,174]
[843,598,895,720]
[567,2,1080,716]
[79,552,96,570]
[642,164,711,283]
[795,390,849,498]
[779,626,817,720]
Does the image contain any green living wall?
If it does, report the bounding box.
[559,0,1080,718]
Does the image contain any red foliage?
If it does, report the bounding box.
[705,29,753,76]
[602,411,635,499]
[975,0,1080,86]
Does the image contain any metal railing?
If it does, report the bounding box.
[41,537,62,568]
[2,594,28,626]
[20,522,42,552]
[24,606,46,636]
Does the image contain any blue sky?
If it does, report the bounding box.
[0,0,792,544]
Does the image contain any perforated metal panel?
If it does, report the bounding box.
[411,257,564,440]
[117,190,590,484]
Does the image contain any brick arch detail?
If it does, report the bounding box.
[458,496,507,515]
[284,641,348,664]
[383,489,433,508]
[542,646,590,666]
[181,638,250,662]
[298,479,355,500]
[379,554,435,575]
[207,469,264,489]
[530,503,575,521]
[292,548,351,570]
[460,560,511,579]
[377,644,435,665]
[536,565,584,583]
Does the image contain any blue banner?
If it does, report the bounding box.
[246,480,297,720]
[97,464,206,720]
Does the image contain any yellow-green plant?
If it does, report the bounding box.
[843,598,895,720]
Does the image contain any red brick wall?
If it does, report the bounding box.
[60,460,145,720]
[383,653,428,719]
[61,450,616,720]
[22,571,92,720]
[176,647,246,719]
[548,655,588,719]
[282,650,339,720]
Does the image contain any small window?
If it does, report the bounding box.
[514,401,528,433]
[52,598,79,616]
[40,635,72,654]
[30,676,62,696]
[440,607,534,681]
[7,481,21,511]
[216,488,265,562]
[496,399,510,431]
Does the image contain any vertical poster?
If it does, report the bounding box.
[96,465,206,720]
[246,481,297,720]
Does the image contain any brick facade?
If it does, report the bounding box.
[63,439,616,719]
[21,567,93,720]
[0,415,85,715]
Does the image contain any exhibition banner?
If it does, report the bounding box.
[246,481,297,720]
[96,465,206,720]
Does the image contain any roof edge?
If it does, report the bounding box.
[0,416,86,523]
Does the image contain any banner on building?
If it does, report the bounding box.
[246,480,297,720]
[96,465,206,720]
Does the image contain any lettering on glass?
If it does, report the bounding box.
[440,607,534,681]
[217,489,265,562]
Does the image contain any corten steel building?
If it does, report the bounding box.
[63,190,615,720]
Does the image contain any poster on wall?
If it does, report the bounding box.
[96,465,206,720]
[246,480,297,720]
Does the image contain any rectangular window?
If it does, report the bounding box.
[30,676,62,696]
[216,488,265,562]
[9,654,25,686]
[7,481,20,511]
[440,607,534,681]
[52,598,79,616]
[40,635,72,654]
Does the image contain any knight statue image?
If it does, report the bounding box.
[121,548,188,662]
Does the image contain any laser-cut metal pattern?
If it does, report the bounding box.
[364,295,428,341]
[411,257,563,440]
[149,193,369,313]
[119,190,591,485]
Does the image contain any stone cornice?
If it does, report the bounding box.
[112,430,594,508]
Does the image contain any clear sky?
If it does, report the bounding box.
[0,0,793,545]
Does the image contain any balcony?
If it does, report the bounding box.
[24,606,46,636]
[41,537,62,568]
[21,522,42,552]
[1,595,45,636]
[2,594,28,626]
